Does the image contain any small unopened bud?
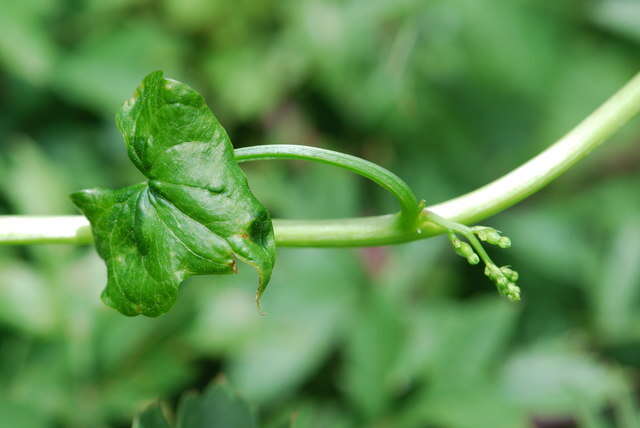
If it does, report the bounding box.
[484,264,501,281]
[449,236,479,265]
[498,236,511,248]
[496,276,509,290]
[505,283,521,302]
[500,266,519,282]
[485,230,502,244]
[474,228,489,241]
[467,254,480,265]
[473,226,511,248]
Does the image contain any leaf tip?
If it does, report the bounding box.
[255,291,267,316]
[71,187,118,223]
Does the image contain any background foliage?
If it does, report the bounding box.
[1,0,640,427]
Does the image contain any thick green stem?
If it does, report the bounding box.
[1,72,639,247]
[429,71,640,224]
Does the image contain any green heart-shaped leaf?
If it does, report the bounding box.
[72,71,275,317]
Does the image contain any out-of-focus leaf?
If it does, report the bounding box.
[535,45,633,147]
[342,293,405,418]
[376,239,443,299]
[402,384,527,428]
[205,41,306,120]
[501,341,627,416]
[576,402,611,428]
[177,383,257,428]
[163,0,278,35]
[83,0,144,15]
[0,260,56,335]
[614,385,640,428]
[464,1,564,96]
[133,403,172,428]
[500,209,590,284]
[161,0,223,30]
[428,298,519,386]
[54,23,183,115]
[0,0,57,85]
[7,345,69,417]
[290,403,353,428]
[592,0,640,43]
[591,222,640,343]
[132,383,256,428]
[3,138,72,215]
[0,401,48,428]
[395,298,522,427]
[187,275,261,353]
[101,350,194,419]
[261,158,360,220]
[227,249,359,404]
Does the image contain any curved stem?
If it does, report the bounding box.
[234,144,421,223]
[0,72,639,247]
[429,71,640,224]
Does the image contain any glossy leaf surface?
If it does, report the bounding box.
[72,71,275,316]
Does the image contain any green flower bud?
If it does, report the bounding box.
[500,266,519,282]
[505,283,521,302]
[484,264,501,281]
[473,226,511,248]
[498,236,511,248]
[467,254,480,265]
[485,230,502,244]
[472,226,493,241]
[449,235,479,265]
[475,229,489,241]
[496,276,509,287]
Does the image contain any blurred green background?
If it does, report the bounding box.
[1,0,640,427]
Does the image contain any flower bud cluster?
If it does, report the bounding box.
[472,226,511,248]
[484,264,520,302]
[443,222,521,302]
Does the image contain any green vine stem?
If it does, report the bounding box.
[234,144,421,223]
[1,71,639,247]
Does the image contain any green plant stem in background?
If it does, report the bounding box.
[1,72,639,247]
